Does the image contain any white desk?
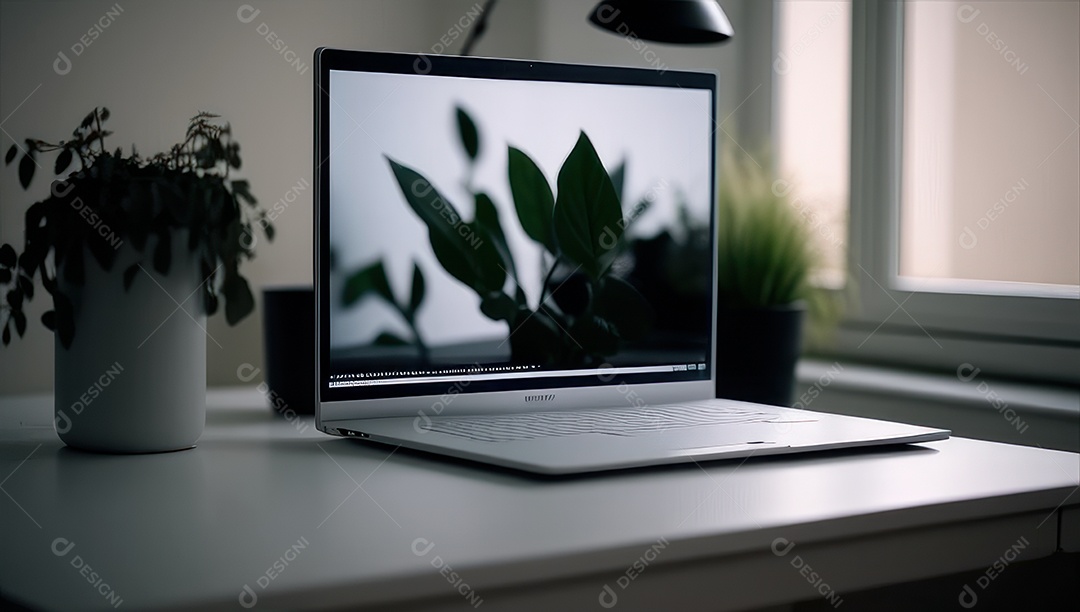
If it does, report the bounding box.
[1,388,1077,611]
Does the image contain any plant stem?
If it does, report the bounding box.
[540,254,561,301]
[94,110,105,154]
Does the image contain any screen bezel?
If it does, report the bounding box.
[314,48,717,424]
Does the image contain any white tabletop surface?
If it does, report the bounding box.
[1,388,1077,611]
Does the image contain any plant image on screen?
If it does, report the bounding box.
[345,106,656,368]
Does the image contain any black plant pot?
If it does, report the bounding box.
[262,287,316,415]
[715,303,805,407]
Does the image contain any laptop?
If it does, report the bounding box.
[313,48,949,475]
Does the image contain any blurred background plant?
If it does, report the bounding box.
[713,145,843,405]
[716,147,843,341]
[0,108,271,348]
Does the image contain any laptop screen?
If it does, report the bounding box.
[318,51,715,402]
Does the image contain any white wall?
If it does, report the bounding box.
[0,0,759,394]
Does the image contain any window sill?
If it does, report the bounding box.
[795,359,1080,452]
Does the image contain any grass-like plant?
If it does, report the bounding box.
[716,151,816,309]
[0,108,272,348]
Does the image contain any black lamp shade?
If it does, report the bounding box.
[589,0,734,44]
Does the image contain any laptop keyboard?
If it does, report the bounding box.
[421,401,782,443]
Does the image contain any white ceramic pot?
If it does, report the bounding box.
[54,232,206,453]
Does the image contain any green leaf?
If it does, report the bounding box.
[18,234,45,278]
[12,310,26,337]
[18,152,35,189]
[203,289,219,317]
[263,221,275,242]
[387,158,474,283]
[552,132,622,279]
[223,272,255,325]
[158,182,191,225]
[610,161,625,204]
[1,323,9,346]
[0,244,15,268]
[17,274,32,300]
[41,310,56,331]
[480,292,516,321]
[461,222,506,293]
[595,276,653,342]
[342,260,395,307]
[373,331,409,346]
[386,158,504,294]
[0,269,10,284]
[86,223,118,272]
[508,147,556,253]
[474,192,515,277]
[6,288,23,311]
[54,148,73,175]
[4,145,16,165]
[231,180,257,205]
[456,106,479,161]
[408,262,425,316]
[427,229,481,291]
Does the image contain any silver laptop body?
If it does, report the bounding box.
[313,48,949,475]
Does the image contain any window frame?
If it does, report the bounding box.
[784,0,1079,385]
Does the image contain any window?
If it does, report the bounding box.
[775,1,852,288]
[900,0,1079,294]
[776,0,1079,384]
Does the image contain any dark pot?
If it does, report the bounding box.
[715,303,805,406]
[262,286,316,415]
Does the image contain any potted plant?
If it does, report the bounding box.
[0,108,272,452]
[714,150,832,406]
[340,106,653,369]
